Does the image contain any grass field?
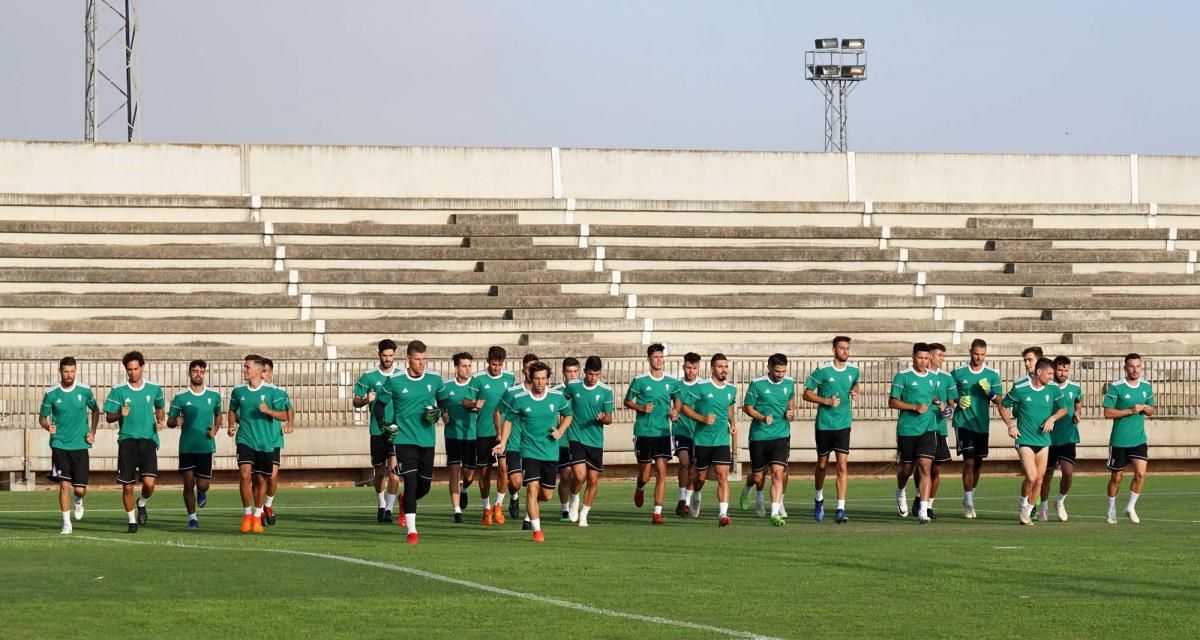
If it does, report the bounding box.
[2,474,1199,639]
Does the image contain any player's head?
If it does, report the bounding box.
[911,342,930,372]
[584,355,602,386]
[452,352,473,381]
[58,356,77,387]
[406,340,427,375]
[487,346,507,375]
[1034,358,1054,385]
[969,338,987,368]
[1021,346,1043,374]
[262,357,274,382]
[242,354,266,382]
[682,352,701,381]
[832,336,851,363]
[1124,353,1143,380]
[188,359,207,387]
[528,361,551,394]
[710,353,729,382]
[928,343,946,371]
[562,357,581,383]
[521,353,540,381]
[1052,355,1071,384]
[377,339,397,371]
[647,343,665,371]
[767,353,788,382]
[122,351,145,384]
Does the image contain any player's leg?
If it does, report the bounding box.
[134,441,157,527]
[447,460,463,521]
[58,478,73,533]
[689,447,710,518]
[1106,446,1124,523]
[634,437,650,508]
[1054,447,1075,521]
[915,457,933,522]
[895,434,914,517]
[1125,456,1148,523]
[834,451,850,522]
[263,453,280,526]
[769,461,786,525]
[651,453,668,523]
[182,468,198,525]
[557,448,572,522]
[236,447,255,533]
[714,456,731,526]
[673,438,693,516]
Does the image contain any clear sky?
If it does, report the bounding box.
[3,1,1198,154]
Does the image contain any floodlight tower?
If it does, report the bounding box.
[84,0,140,142]
[805,38,867,152]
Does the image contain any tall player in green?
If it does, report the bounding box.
[802,336,860,524]
[167,359,223,529]
[470,346,516,526]
[671,352,702,517]
[353,338,400,523]
[911,343,958,519]
[104,351,166,534]
[951,338,1005,519]
[553,357,582,521]
[1002,358,1067,525]
[261,358,293,526]
[565,355,615,526]
[741,353,796,526]
[682,353,738,526]
[501,362,573,542]
[1039,355,1082,522]
[440,352,479,523]
[228,355,290,534]
[1103,353,1155,525]
[624,343,679,524]
[39,356,100,535]
[888,343,947,524]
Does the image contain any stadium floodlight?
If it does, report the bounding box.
[84,0,141,142]
[804,39,868,151]
[816,65,842,78]
[841,65,866,78]
[814,37,839,49]
[841,38,865,49]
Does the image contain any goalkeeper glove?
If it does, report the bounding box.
[978,379,997,400]
[959,396,972,410]
[940,405,953,419]
[382,423,399,443]
[422,405,441,425]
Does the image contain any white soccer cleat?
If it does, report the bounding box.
[1037,504,1049,522]
[754,501,766,518]
[896,493,910,518]
[689,492,701,518]
[1018,507,1033,526]
[568,497,580,523]
[73,498,85,521]
[778,503,788,518]
[60,522,72,535]
[1106,509,1117,524]
[578,513,588,528]
[1055,502,1069,522]
[1125,508,1140,524]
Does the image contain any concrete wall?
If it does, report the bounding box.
[1138,155,1200,204]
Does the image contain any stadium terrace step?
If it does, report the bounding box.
[0,319,313,333]
[464,237,533,248]
[906,248,1186,263]
[618,270,915,285]
[297,269,606,285]
[518,332,596,345]
[1041,310,1113,321]
[1023,286,1094,298]
[452,213,520,225]
[0,268,287,285]
[929,271,1198,287]
[1062,332,1135,345]
[477,260,545,271]
[967,217,1035,228]
[487,284,562,296]
[985,240,1053,251]
[307,293,622,311]
[0,220,262,235]
[272,222,574,237]
[0,293,297,309]
[0,244,275,260]
[1004,263,1072,274]
[281,245,591,260]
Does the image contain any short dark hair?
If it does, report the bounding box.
[58,356,77,369]
[122,351,144,367]
[928,343,947,353]
[522,353,539,366]
[970,338,987,350]
[683,352,701,365]
[378,339,397,353]
[1022,346,1044,358]
[767,353,788,368]
[407,340,427,356]
[832,336,851,348]
[1125,352,1142,365]
[710,353,727,366]
[452,352,473,366]
[188,359,207,371]
[1035,358,1054,372]
[262,357,274,370]
[487,345,507,362]
[528,361,551,378]
[912,342,930,355]
[647,343,665,357]
[244,354,266,367]
[584,355,602,372]
[562,357,580,371]
[1052,355,1071,367]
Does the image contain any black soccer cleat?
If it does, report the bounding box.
[377,507,386,523]
[459,488,469,510]
[521,519,532,531]
[127,523,138,534]
[136,504,148,526]
[453,512,464,524]
[928,508,937,520]
[675,499,686,517]
[263,506,276,526]
[509,497,520,520]
[382,509,393,523]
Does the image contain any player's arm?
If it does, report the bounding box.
[802,388,835,406]
[104,395,125,423]
[494,418,512,455]
[727,403,737,436]
[88,399,100,442]
[598,398,615,425]
[786,396,796,420]
[285,406,296,434]
[742,403,768,422]
[681,402,707,423]
[227,409,239,437]
[38,404,52,431]
[210,403,224,437]
[554,415,573,440]
[168,401,183,428]
[624,398,651,413]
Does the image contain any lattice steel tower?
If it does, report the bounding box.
[805,38,867,152]
[84,0,140,142]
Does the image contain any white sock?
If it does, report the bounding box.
[678,487,688,501]
[62,511,71,525]
[495,492,505,507]
[377,491,387,508]
[524,516,531,523]
[511,491,519,501]
[1107,496,1117,511]
[1020,496,1029,509]
[694,491,702,504]
[406,513,417,534]
[460,485,469,494]
[244,506,253,515]
[1127,492,1140,511]
[189,512,197,521]
[770,502,780,516]
[571,492,581,506]
[73,494,83,505]
[531,518,541,531]
[1056,493,1067,504]
[385,493,397,511]
[718,501,729,517]
[136,496,149,508]
[836,499,846,510]
[683,488,693,502]
[653,505,662,515]
[815,489,824,502]
[561,502,569,512]
[483,497,492,509]
[919,500,930,518]
[779,493,785,504]
[755,490,764,504]
[265,495,274,508]
[453,506,462,514]
[930,497,936,507]
[127,510,136,523]
[897,488,907,500]
[964,489,974,506]
[581,505,591,517]
[253,507,263,517]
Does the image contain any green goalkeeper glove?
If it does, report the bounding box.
[422,405,441,425]
[959,396,972,410]
[381,423,399,443]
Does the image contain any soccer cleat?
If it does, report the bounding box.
[779,503,788,518]
[1056,502,1069,522]
[675,500,686,517]
[252,516,264,533]
[1031,502,1041,522]
[453,512,464,524]
[835,508,849,524]
[634,486,645,508]
[522,519,532,531]
[136,504,148,526]
[578,514,589,527]
[739,486,753,511]
[382,509,393,524]
[913,497,921,519]
[127,523,138,534]
[459,488,469,510]
[197,491,207,509]
[73,499,84,521]
[1126,508,1140,524]
[718,515,731,528]
[509,496,520,519]
[928,508,937,521]
[682,504,691,516]
[397,512,407,528]
[813,499,825,523]
[406,532,419,544]
[963,501,977,519]
[569,498,580,523]
[896,494,910,518]
[918,514,931,524]
[1037,503,1049,523]
[61,522,73,535]
[482,509,493,526]
[688,492,701,518]
[492,504,506,525]
[769,515,786,527]
[240,515,253,533]
[377,507,386,523]
[532,530,545,543]
[1106,509,1118,524]
[560,511,571,523]
[755,501,766,518]
[1018,508,1032,526]
[263,506,276,526]
[652,513,665,525]
[187,518,199,529]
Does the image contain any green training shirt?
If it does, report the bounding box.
[686,379,738,448]
[804,361,860,431]
[625,372,679,438]
[564,381,615,449]
[168,387,222,454]
[40,385,98,450]
[1103,378,1154,447]
[1052,379,1083,446]
[1002,380,1069,448]
[512,389,573,462]
[353,367,396,436]
[469,370,517,438]
[744,375,794,441]
[439,378,479,441]
[268,384,292,450]
[951,365,1002,434]
[889,368,938,437]
[933,369,959,436]
[377,371,446,448]
[104,381,166,447]
[670,378,702,440]
[500,384,528,454]
[229,382,286,453]
[552,380,581,449]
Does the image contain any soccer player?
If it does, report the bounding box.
[951,338,1005,519]
[1002,358,1068,525]
[802,336,860,524]
[39,356,100,535]
[670,352,702,517]
[1039,355,1082,522]
[1103,353,1155,524]
[374,340,446,543]
[440,352,479,523]
[741,353,796,526]
[1013,346,1043,389]
[167,359,222,529]
[353,339,400,523]
[104,351,167,534]
[228,355,289,534]
[495,353,540,527]
[498,362,573,542]
[469,345,516,526]
[553,357,582,521]
[565,356,614,527]
[261,358,294,526]
[911,343,957,519]
[624,343,679,524]
[682,353,738,526]
[888,343,946,524]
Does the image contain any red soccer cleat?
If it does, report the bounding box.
[652,513,665,525]
[532,530,545,543]
[406,532,419,544]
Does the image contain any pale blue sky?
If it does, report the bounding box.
[3,1,1197,153]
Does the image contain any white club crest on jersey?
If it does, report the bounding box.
[550,404,555,411]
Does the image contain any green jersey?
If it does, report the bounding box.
[952,365,1003,434]
[670,378,702,440]
[889,368,938,437]
[39,384,98,450]
[168,387,222,454]
[625,372,679,437]
[1052,379,1083,446]
[229,382,286,452]
[744,375,794,441]
[1103,378,1154,447]
[1002,380,1069,448]
[469,370,517,438]
[499,383,529,453]
[803,361,860,431]
[377,371,446,448]
[104,381,166,447]
[353,367,397,436]
[512,389,573,461]
[563,381,615,449]
[268,384,292,449]
[932,369,959,436]
[439,378,478,440]
[686,379,738,448]
[552,381,581,449]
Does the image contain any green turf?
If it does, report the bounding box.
[2,475,1199,639]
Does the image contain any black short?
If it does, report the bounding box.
[1107,443,1149,472]
[178,452,214,479]
[445,438,478,469]
[815,428,851,457]
[693,445,732,471]
[749,437,790,472]
[896,431,936,464]
[237,443,273,476]
[117,438,158,484]
[50,448,89,487]
[934,433,951,464]
[557,444,573,469]
[505,451,524,476]
[569,441,604,472]
[271,447,282,467]
[1017,444,1045,454]
[672,435,694,457]
[370,435,393,468]
[1048,443,1078,468]
[955,428,990,460]
[522,458,558,488]
[476,436,499,468]
[393,444,434,480]
[634,435,672,463]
